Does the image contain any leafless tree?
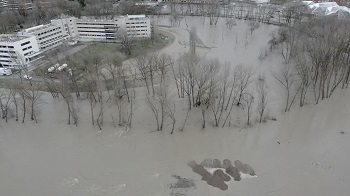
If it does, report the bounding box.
[236,66,254,107]
[166,100,176,134]
[273,65,299,112]
[20,83,44,123]
[256,74,268,123]
[117,30,133,56]
[243,93,254,126]
[248,21,260,35]
[207,0,221,25]
[0,89,12,122]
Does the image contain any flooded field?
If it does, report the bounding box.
[0,16,350,196]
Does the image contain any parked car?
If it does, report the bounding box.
[0,67,12,76]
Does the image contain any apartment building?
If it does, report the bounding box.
[19,24,65,52]
[0,34,41,68]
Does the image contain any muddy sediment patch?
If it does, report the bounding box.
[187,159,256,191]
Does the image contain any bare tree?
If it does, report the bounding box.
[207,0,221,25]
[248,21,260,35]
[256,74,268,123]
[273,65,299,112]
[243,93,254,126]
[236,66,254,107]
[117,30,133,56]
[166,100,176,134]
[20,83,43,123]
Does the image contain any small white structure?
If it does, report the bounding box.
[48,63,59,73]
[57,63,67,71]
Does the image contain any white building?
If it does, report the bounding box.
[125,15,152,38]
[0,34,41,68]
[0,14,152,67]
[51,15,78,40]
[19,23,65,52]
[75,15,151,42]
[76,17,119,42]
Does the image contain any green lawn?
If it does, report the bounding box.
[75,30,175,59]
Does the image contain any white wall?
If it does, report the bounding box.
[0,35,41,67]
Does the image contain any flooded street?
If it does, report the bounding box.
[1,16,350,196]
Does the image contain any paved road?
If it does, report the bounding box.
[0,43,88,82]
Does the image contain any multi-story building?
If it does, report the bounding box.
[75,17,119,42]
[0,0,33,10]
[0,14,152,67]
[76,15,151,42]
[19,24,65,52]
[125,15,152,38]
[37,0,54,8]
[51,15,78,39]
[0,34,41,68]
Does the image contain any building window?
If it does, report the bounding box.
[21,41,30,46]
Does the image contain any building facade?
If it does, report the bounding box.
[76,15,151,42]
[0,34,41,68]
[0,14,151,67]
[76,17,119,42]
[51,16,78,39]
[125,15,152,38]
[19,24,65,52]
[0,0,33,10]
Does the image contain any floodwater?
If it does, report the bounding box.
[1,16,350,196]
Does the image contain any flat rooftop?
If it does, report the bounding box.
[23,24,57,33]
[0,34,28,43]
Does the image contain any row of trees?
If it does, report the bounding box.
[168,1,310,27]
[266,17,350,112]
[0,36,270,134]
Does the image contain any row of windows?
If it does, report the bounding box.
[126,22,147,24]
[128,33,148,36]
[20,41,30,46]
[38,32,61,41]
[77,26,117,29]
[128,18,146,21]
[80,34,105,37]
[0,60,12,63]
[0,46,14,48]
[0,45,14,48]
[127,29,148,32]
[0,50,15,53]
[24,51,33,56]
[77,23,116,26]
[41,41,61,50]
[0,55,9,58]
[0,46,15,49]
[78,30,109,33]
[127,26,148,28]
[22,46,32,51]
[36,27,61,36]
[41,36,62,46]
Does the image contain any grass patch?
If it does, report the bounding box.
[75,30,175,59]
